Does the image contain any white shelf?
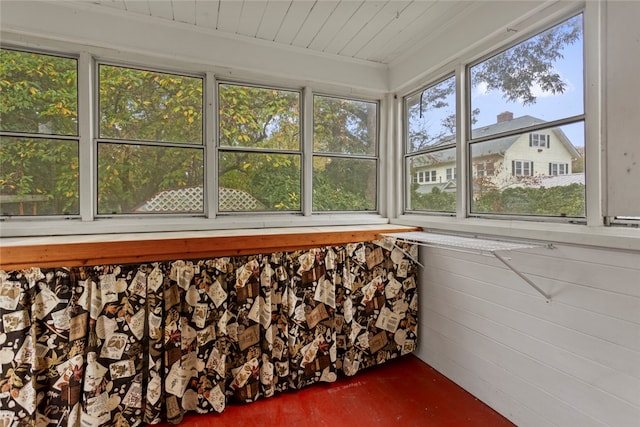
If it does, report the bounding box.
[382,231,551,303]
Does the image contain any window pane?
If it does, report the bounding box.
[314,96,377,156]
[470,122,585,217]
[470,14,583,138]
[0,137,79,215]
[219,84,300,150]
[98,143,203,214]
[0,49,78,136]
[406,148,456,212]
[313,157,376,211]
[218,152,301,212]
[99,65,203,143]
[406,76,456,152]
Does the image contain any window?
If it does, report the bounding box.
[404,75,456,213]
[446,167,456,181]
[512,160,533,176]
[218,83,301,212]
[313,95,378,211]
[468,14,585,218]
[530,133,550,148]
[97,64,204,214]
[549,162,569,175]
[0,48,79,216]
[415,170,437,183]
[474,161,494,178]
[0,45,383,229]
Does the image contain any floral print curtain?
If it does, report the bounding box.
[0,239,418,427]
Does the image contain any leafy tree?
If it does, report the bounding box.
[313,96,377,211]
[0,50,78,215]
[410,185,456,212]
[96,65,203,213]
[473,184,584,217]
[471,15,582,105]
[218,84,301,211]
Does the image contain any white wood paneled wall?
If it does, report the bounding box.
[415,244,640,426]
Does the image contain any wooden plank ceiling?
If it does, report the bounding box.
[82,0,474,65]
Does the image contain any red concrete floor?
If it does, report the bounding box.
[153,355,515,427]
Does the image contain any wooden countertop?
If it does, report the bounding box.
[0,225,419,270]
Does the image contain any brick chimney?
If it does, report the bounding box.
[497,111,513,123]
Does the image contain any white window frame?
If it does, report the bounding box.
[446,167,456,181]
[530,133,550,148]
[549,162,569,175]
[414,170,437,184]
[311,93,380,213]
[474,161,494,178]
[0,47,81,219]
[0,45,385,237]
[512,160,534,177]
[399,7,595,226]
[95,61,206,217]
[216,80,303,214]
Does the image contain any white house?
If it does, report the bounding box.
[413,111,581,194]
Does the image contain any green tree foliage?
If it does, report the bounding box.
[473,183,585,217]
[99,65,202,143]
[218,84,301,211]
[96,66,204,213]
[313,96,377,211]
[0,50,78,215]
[410,185,456,212]
[471,15,582,105]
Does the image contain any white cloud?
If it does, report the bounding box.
[474,81,489,97]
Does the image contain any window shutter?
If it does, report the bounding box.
[549,163,552,175]
[546,135,550,148]
[512,160,516,175]
[529,161,534,176]
[529,134,533,147]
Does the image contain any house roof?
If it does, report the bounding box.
[419,114,581,163]
[136,186,264,213]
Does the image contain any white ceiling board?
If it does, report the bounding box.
[217,0,244,32]
[370,0,471,64]
[172,0,196,25]
[306,0,363,52]
[147,0,174,20]
[58,0,550,66]
[338,0,411,58]
[291,0,338,48]
[124,0,151,15]
[255,0,291,41]
[323,1,386,55]
[98,0,127,11]
[194,0,219,29]
[236,1,269,38]
[356,0,435,63]
[273,0,315,45]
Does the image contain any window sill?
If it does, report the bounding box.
[0,223,418,270]
[392,214,640,252]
